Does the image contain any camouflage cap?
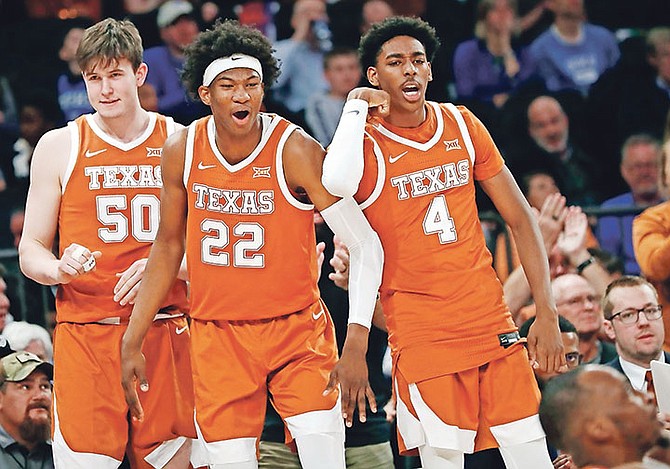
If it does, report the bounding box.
[0,351,53,384]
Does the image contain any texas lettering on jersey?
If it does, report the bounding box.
[390,159,470,200]
[84,165,163,189]
[192,183,275,215]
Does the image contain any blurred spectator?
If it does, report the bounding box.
[602,276,667,396]
[453,0,537,116]
[304,48,361,146]
[522,170,559,210]
[270,0,330,127]
[508,95,600,205]
[529,0,619,96]
[539,365,663,469]
[0,351,53,469]
[57,22,93,121]
[2,322,53,363]
[596,134,665,275]
[552,273,617,365]
[9,207,24,249]
[143,0,208,125]
[503,199,609,322]
[0,75,18,128]
[519,314,581,389]
[0,267,12,333]
[633,136,670,351]
[360,0,394,36]
[0,93,60,206]
[618,28,670,142]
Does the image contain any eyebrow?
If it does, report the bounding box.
[384,51,426,60]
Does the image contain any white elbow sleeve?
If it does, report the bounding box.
[321,99,368,198]
[320,198,383,329]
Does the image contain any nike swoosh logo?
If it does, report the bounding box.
[85,149,107,158]
[346,109,360,116]
[176,325,188,335]
[389,150,409,163]
[312,308,325,321]
[198,162,217,170]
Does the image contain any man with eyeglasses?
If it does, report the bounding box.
[553,273,618,364]
[603,275,667,399]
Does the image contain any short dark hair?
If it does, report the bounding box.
[539,367,585,448]
[601,275,658,319]
[181,19,280,99]
[519,315,577,338]
[323,47,358,69]
[358,16,440,72]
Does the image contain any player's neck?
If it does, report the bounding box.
[94,108,151,143]
[384,101,427,128]
[212,115,263,165]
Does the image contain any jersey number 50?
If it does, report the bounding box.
[96,194,159,243]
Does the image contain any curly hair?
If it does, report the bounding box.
[358,16,441,72]
[181,20,280,99]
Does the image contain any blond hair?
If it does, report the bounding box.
[76,18,143,73]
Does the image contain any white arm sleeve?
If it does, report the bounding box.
[321,99,368,198]
[320,197,384,329]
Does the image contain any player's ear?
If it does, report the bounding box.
[135,63,148,87]
[198,85,211,106]
[367,67,378,87]
[427,61,433,82]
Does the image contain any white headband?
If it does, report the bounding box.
[202,54,263,86]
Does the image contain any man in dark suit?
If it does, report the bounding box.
[602,276,668,398]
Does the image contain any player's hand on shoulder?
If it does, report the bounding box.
[57,243,101,284]
[347,88,390,118]
[114,258,148,306]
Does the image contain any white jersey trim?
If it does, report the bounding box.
[276,124,314,211]
[165,115,178,136]
[84,112,158,152]
[444,103,476,166]
[359,132,386,211]
[183,121,197,187]
[371,101,444,151]
[61,121,80,194]
[206,113,280,173]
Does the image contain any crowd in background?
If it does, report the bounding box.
[1,1,670,468]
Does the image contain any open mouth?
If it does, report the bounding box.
[402,83,420,98]
[233,110,250,120]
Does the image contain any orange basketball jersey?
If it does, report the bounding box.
[184,114,319,321]
[57,113,189,323]
[356,103,517,381]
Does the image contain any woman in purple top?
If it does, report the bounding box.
[453,0,537,109]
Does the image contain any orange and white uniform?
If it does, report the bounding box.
[183,114,341,459]
[53,113,195,468]
[356,103,543,453]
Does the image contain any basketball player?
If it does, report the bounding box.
[322,16,566,468]
[120,20,383,469]
[19,19,196,468]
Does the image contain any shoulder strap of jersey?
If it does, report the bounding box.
[183,119,199,188]
[444,103,475,165]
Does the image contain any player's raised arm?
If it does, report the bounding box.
[120,128,189,421]
[283,128,384,427]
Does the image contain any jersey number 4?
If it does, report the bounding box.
[201,219,265,268]
[422,195,457,244]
